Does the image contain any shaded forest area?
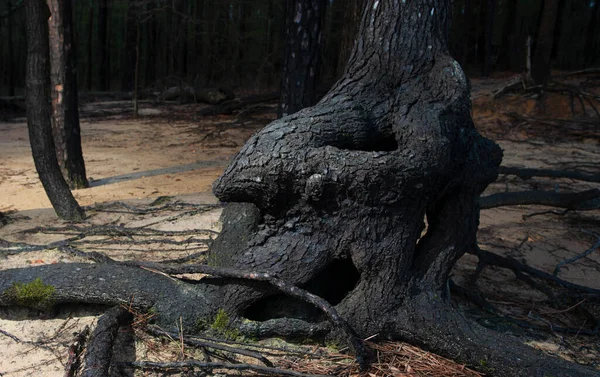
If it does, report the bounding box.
[1,0,599,97]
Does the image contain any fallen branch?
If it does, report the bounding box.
[473,248,600,299]
[81,306,133,377]
[126,360,330,377]
[499,166,600,183]
[479,189,600,210]
[147,326,273,366]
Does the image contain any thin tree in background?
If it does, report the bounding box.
[585,0,599,67]
[482,0,496,76]
[97,0,109,90]
[7,0,16,96]
[24,0,85,221]
[531,0,560,85]
[278,0,326,118]
[47,0,88,189]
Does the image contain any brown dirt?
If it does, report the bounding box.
[0,79,599,376]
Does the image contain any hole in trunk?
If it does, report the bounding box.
[244,258,361,322]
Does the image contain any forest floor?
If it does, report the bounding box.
[0,73,599,376]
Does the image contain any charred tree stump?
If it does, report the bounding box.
[208,1,596,376]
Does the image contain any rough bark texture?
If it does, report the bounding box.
[277,0,326,118]
[24,0,85,221]
[47,0,89,189]
[531,0,560,85]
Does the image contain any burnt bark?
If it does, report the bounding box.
[81,306,132,377]
[24,0,84,221]
[277,0,326,118]
[47,0,88,189]
[209,0,596,375]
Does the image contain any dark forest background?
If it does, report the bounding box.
[1,0,599,97]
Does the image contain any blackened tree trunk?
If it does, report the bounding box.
[277,0,326,118]
[210,1,594,375]
[531,0,560,85]
[24,0,85,221]
[47,0,88,189]
[97,0,109,91]
[336,0,361,78]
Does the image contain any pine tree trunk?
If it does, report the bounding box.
[47,0,88,189]
[277,0,326,118]
[97,0,109,90]
[7,0,16,96]
[531,0,560,85]
[24,0,85,221]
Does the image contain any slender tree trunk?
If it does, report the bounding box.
[97,0,109,90]
[584,0,599,67]
[482,0,497,76]
[24,0,85,221]
[497,0,517,71]
[278,0,327,118]
[121,0,137,91]
[47,0,88,189]
[86,2,93,90]
[133,20,140,117]
[531,0,560,85]
[7,0,16,96]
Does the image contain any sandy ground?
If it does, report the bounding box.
[0,79,599,376]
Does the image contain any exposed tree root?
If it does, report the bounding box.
[471,248,600,299]
[498,166,600,183]
[147,326,274,366]
[81,306,133,377]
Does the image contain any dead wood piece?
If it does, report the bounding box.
[479,189,600,210]
[127,360,330,377]
[147,326,273,366]
[81,306,133,377]
[64,326,90,377]
[198,92,279,116]
[499,166,600,183]
[131,261,370,369]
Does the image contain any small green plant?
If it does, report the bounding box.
[8,278,55,309]
[209,309,240,340]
